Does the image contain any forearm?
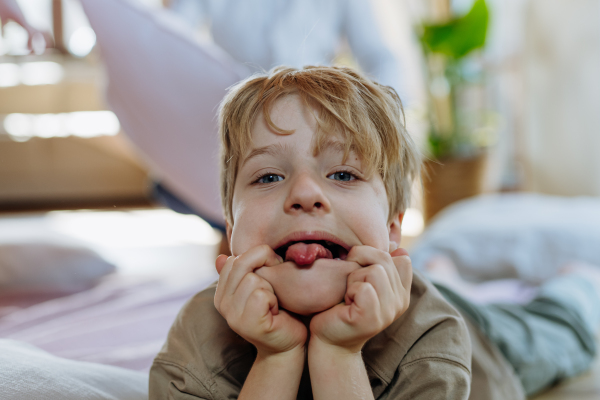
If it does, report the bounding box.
[239,347,305,400]
[308,338,374,400]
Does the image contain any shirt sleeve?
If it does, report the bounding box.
[383,358,471,400]
[150,359,214,400]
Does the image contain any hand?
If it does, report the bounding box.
[0,0,53,53]
[214,245,308,358]
[309,246,412,353]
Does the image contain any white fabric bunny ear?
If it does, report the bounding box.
[80,0,248,224]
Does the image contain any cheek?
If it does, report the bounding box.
[339,184,389,250]
[353,210,389,250]
[229,196,273,255]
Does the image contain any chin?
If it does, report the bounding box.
[255,258,360,316]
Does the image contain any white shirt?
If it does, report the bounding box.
[170,0,405,97]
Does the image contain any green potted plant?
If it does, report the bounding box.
[417,0,496,222]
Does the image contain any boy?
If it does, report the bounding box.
[150,66,600,399]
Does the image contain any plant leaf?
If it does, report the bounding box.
[421,0,489,59]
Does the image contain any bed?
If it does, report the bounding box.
[1,196,599,399]
[0,209,220,399]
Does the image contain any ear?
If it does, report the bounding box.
[388,212,404,250]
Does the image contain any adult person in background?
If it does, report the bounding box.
[168,0,405,97]
[78,0,408,244]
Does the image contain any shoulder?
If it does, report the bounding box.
[364,271,472,399]
[150,283,255,400]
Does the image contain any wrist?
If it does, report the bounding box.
[241,345,305,400]
[307,337,373,400]
[256,344,305,367]
[308,335,363,360]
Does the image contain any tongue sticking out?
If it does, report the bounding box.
[285,242,333,266]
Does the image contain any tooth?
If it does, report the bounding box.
[335,258,340,260]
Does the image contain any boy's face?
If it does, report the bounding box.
[227,94,402,315]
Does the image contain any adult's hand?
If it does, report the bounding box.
[0,0,53,53]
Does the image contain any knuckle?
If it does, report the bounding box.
[259,244,272,252]
[399,255,413,267]
[403,296,411,313]
[357,281,371,294]
[347,245,364,257]
[374,312,386,328]
[372,263,386,275]
[384,309,395,325]
[244,272,261,286]
[250,287,269,303]
[226,317,241,333]
[379,249,392,260]
[218,302,232,319]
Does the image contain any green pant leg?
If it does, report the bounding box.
[435,275,599,397]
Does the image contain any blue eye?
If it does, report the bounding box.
[257,174,284,184]
[328,171,356,182]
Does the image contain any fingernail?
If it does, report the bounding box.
[389,241,399,252]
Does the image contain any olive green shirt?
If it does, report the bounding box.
[150,271,522,399]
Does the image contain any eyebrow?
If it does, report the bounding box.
[317,140,350,155]
[241,140,352,167]
[241,142,291,167]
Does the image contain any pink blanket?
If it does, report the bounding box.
[0,274,215,372]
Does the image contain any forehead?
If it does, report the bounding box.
[245,94,346,159]
[243,93,368,171]
[251,94,317,145]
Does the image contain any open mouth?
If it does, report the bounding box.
[275,240,349,266]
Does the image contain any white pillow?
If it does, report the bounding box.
[0,240,115,292]
[0,216,115,292]
[0,340,147,400]
[409,193,600,283]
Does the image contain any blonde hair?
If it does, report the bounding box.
[218,65,420,226]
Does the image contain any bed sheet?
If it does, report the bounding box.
[0,273,215,372]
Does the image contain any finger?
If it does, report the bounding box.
[242,287,279,328]
[42,31,54,48]
[346,246,399,291]
[215,254,229,274]
[391,247,409,257]
[232,273,276,318]
[214,256,236,309]
[392,254,413,292]
[29,31,46,55]
[388,241,399,253]
[346,245,392,267]
[347,264,393,306]
[344,281,379,323]
[217,255,236,289]
[223,245,282,299]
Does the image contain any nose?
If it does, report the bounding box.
[284,171,331,215]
